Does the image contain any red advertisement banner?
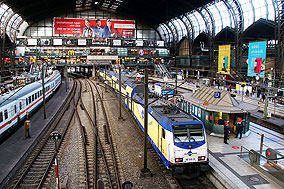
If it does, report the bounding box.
[54,18,135,38]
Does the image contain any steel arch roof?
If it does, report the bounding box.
[4,0,214,26]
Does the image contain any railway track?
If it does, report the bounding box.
[89,79,122,189]
[75,79,96,188]
[10,80,81,189]
[76,78,122,189]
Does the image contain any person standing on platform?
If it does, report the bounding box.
[262,93,266,102]
[224,119,230,144]
[235,118,244,139]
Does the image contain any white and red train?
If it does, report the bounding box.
[0,70,61,136]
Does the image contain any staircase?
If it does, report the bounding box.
[154,63,172,78]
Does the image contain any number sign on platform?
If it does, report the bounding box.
[214,92,221,98]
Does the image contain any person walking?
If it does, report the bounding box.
[224,119,230,144]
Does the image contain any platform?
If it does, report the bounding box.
[208,122,284,189]
[0,77,74,187]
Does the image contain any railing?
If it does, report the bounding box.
[240,143,284,187]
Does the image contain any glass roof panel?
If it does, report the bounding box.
[266,0,275,20]
[157,25,166,40]
[239,0,254,30]
[251,0,267,21]
[207,3,222,34]
[216,1,233,28]
[162,23,173,42]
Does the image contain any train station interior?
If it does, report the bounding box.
[0,0,284,188]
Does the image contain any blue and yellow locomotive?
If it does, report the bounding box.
[98,69,209,174]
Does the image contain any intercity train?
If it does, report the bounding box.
[98,69,209,174]
[0,70,61,137]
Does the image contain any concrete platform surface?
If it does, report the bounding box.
[207,121,284,189]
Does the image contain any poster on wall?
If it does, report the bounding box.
[247,41,267,78]
[53,18,135,38]
[218,45,231,75]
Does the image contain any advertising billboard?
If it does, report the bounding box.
[248,41,267,78]
[65,39,77,46]
[40,39,50,46]
[218,45,231,75]
[53,39,62,46]
[157,41,165,47]
[78,39,87,46]
[54,18,135,38]
[135,40,143,47]
[112,39,121,46]
[27,39,37,46]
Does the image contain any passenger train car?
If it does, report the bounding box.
[0,70,61,137]
[98,69,209,174]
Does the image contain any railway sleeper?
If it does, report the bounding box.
[19,183,40,188]
[32,164,48,168]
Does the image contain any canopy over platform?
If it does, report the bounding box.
[187,86,259,113]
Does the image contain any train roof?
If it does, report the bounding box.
[0,70,60,107]
[103,69,141,89]
[149,98,198,123]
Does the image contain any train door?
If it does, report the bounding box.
[159,126,167,159]
[18,99,25,120]
[126,92,129,108]
[131,93,133,112]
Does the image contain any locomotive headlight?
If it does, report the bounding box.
[175,158,183,162]
[198,156,206,161]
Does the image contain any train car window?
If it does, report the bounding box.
[0,112,3,122]
[20,102,22,110]
[14,105,16,114]
[32,95,34,101]
[162,128,165,139]
[29,96,31,104]
[40,90,42,96]
[26,98,28,105]
[4,110,8,119]
[38,91,40,97]
[35,93,37,99]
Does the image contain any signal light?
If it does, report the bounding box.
[265,148,277,160]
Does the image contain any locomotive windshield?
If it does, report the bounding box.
[173,124,204,143]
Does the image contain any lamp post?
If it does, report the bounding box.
[42,62,47,119]
[241,84,245,102]
[141,68,151,177]
[118,60,123,120]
